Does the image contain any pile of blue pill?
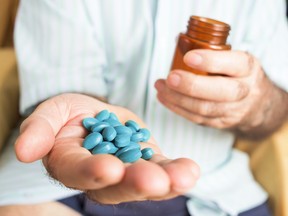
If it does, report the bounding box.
[82,110,154,163]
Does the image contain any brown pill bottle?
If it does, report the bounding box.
[171,16,231,75]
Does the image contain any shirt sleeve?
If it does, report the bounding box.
[14,0,108,115]
[243,0,288,91]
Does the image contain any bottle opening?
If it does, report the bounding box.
[186,16,231,45]
[190,16,230,31]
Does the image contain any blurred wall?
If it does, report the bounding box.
[0,0,19,47]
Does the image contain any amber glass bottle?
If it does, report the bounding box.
[171,16,231,75]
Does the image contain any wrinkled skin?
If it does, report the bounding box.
[156,50,288,138]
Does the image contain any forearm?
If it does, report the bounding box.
[234,82,288,140]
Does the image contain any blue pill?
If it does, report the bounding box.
[126,126,136,133]
[83,132,103,150]
[109,112,119,121]
[92,141,118,154]
[115,142,141,157]
[139,128,151,142]
[125,120,140,132]
[102,126,117,141]
[95,110,110,121]
[114,125,133,136]
[128,141,141,149]
[91,121,110,132]
[82,117,99,131]
[117,149,142,163]
[114,134,131,147]
[141,148,154,160]
[103,118,122,127]
[131,132,145,142]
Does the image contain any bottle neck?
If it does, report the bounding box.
[186,16,230,45]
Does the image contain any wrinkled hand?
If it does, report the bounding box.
[15,93,200,204]
[155,49,278,132]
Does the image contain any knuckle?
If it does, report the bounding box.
[178,97,187,107]
[218,118,234,129]
[218,110,246,129]
[244,51,260,73]
[234,81,249,101]
[186,76,198,96]
[185,83,194,96]
[199,103,210,116]
[245,52,254,71]
[190,115,205,125]
[213,121,227,129]
[199,102,220,117]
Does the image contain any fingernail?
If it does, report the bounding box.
[167,73,181,87]
[185,52,203,66]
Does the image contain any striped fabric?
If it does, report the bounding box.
[8,0,288,215]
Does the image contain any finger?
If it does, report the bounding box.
[44,137,125,190]
[87,154,200,204]
[15,94,97,163]
[157,94,227,128]
[183,50,259,77]
[56,125,88,139]
[15,102,66,162]
[164,70,249,102]
[45,137,162,191]
[86,159,171,204]
[156,80,227,117]
[157,93,239,129]
[150,155,200,194]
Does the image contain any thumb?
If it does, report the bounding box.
[15,100,67,162]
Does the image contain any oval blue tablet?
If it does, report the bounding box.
[117,149,142,163]
[103,118,122,127]
[141,148,154,160]
[114,134,131,147]
[109,112,119,121]
[102,126,117,141]
[83,132,103,150]
[92,141,118,154]
[125,120,140,132]
[128,141,141,149]
[126,126,136,133]
[131,132,145,142]
[91,121,110,133]
[139,128,151,142]
[95,110,110,121]
[114,125,133,136]
[115,142,141,157]
[82,117,99,131]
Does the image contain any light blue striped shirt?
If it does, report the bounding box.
[11,0,288,215]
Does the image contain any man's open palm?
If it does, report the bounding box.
[15,93,200,204]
